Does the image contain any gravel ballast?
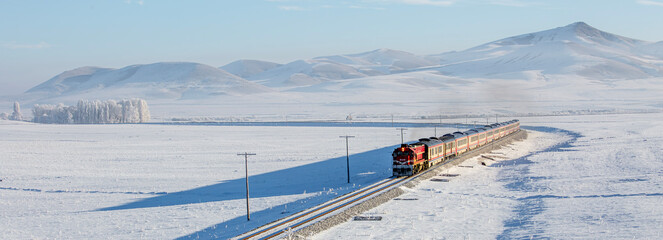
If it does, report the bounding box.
[293,130,528,239]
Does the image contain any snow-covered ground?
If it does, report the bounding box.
[1,112,662,239]
[2,21,663,239]
[0,120,433,239]
[315,113,663,239]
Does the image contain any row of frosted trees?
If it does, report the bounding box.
[32,99,150,124]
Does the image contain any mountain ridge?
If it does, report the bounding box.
[27,62,272,99]
[426,22,661,79]
[19,22,663,104]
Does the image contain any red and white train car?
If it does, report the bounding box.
[393,119,520,176]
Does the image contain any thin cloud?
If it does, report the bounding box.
[389,0,455,6]
[367,0,542,7]
[637,0,663,6]
[3,42,51,49]
[125,0,144,5]
[279,5,306,11]
[349,5,387,10]
[488,0,535,7]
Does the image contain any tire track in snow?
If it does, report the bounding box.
[493,126,582,239]
[0,187,166,195]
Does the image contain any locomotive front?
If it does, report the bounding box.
[392,143,425,176]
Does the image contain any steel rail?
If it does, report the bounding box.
[236,177,403,240]
[236,129,522,239]
[260,177,410,239]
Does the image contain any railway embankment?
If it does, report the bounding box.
[295,130,528,239]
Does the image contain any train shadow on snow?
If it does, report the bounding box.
[95,143,399,239]
[96,122,522,238]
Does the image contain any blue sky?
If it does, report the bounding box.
[2,0,663,95]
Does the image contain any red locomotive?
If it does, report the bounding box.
[392,119,520,176]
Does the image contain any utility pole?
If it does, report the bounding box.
[339,136,355,183]
[397,128,408,145]
[391,114,394,128]
[237,152,256,221]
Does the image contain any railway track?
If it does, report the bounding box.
[234,176,409,239]
[234,130,525,239]
[234,156,459,240]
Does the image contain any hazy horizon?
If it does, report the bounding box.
[2,0,663,95]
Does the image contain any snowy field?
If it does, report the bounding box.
[0,120,438,239]
[316,113,663,239]
[1,112,662,239]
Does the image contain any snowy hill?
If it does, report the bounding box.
[27,62,272,100]
[314,48,437,74]
[427,22,662,79]
[27,66,114,94]
[242,48,437,88]
[635,41,663,59]
[219,60,282,78]
[245,59,369,87]
[13,22,663,119]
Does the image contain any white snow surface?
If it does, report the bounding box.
[0,120,409,239]
[2,113,662,239]
[315,113,663,239]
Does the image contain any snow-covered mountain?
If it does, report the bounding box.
[427,22,662,79]
[314,48,437,74]
[27,66,114,94]
[15,22,663,113]
[229,48,438,88]
[244,59,369,87]
[27,62,272,100]
[219,60,282,78]
[635,41,663,59]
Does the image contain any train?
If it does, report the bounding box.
[392,119,520,176]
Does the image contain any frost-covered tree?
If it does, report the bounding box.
[10,102,22,121]
[0,112,8,120]
[32,98,150,124]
